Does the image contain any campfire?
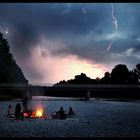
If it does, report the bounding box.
[23,107,47,119]
[22,94,48,119]
[35,108,43,117]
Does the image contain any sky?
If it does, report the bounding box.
[0,3,140,85]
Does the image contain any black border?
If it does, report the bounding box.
[0,0,140,3]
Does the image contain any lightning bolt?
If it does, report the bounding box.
[105,3,118,52]
[0,25,9,35]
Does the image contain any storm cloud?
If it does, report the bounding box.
[0,3,140,84]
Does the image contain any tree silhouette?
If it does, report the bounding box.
[55,64,140,86]
[100,71,111,84]
[111,64,130,84]
[134,64,140,83]
[128,71,138,84]
[72,73,91,84]
[0,32,28,83]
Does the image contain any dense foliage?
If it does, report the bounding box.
[0,32,28,100]
[0,32,28,84]
[55,64,140,85]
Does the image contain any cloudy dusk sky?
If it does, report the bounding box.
[0,3,140,84]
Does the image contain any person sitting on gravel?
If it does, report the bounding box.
[7,105,15,118]
[51,107,67,120]
[67,107,75,117]
[15,103,22,120]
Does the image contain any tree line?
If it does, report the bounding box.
[55,64,140,85]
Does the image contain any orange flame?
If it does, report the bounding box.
[35,108,43,117]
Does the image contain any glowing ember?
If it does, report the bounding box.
[23,112,29,117]
[35,108,43,117]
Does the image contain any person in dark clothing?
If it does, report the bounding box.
[51,107,67,119]
[22,96,28,112]
[15,103,22,120]
[68,107,75,116]
[22,88,32,113]
[58,107,67,119]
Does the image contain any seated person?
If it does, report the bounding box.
[7,105,15,118]
[51,111,60,119]
[68,107,75,117]
[15,103,22,120]
[51,107,67,120]
[22,96,28,113]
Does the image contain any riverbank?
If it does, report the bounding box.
[0,99,140,137]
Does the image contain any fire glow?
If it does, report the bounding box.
[23,107,45,118]
[35,108,43,117]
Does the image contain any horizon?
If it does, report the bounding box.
[0,3,140,84]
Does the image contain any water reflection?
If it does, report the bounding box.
[32,96,79,101]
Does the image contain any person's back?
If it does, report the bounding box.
[58,107,67,119]
[51,107,67,119]
[68,107,75,116]
[15,103,22,119]
[22,96,28,112]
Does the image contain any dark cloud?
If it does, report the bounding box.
[0,3,140,83]
[0,3,112,59]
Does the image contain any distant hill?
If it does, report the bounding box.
[0,32,28,84]
[0,32,28,100]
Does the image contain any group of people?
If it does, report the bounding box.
[51,107,75,120]
[7,88,76,120]
[7,103,27,120]
[7,103,76,120]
